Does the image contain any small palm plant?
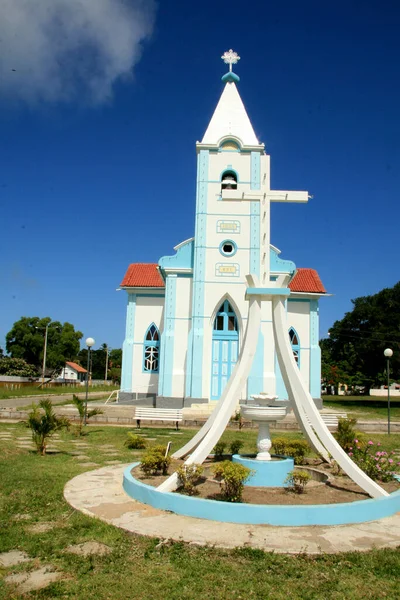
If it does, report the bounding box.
[71,394,103,435]
[27,399,70,455]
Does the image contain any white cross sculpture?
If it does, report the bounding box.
[221,49,240,72]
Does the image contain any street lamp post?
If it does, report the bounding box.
[104,345,109,383]
[84,337,95,426]
[384,348,393,435]
[36,322,52,385]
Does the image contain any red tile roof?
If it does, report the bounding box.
[66,361,87,373]
[120,263,165,288]
[289,268,326,294]
[120,264,326,293]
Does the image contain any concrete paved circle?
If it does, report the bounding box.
[64,465,400,555]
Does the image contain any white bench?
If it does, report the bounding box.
[135,407,183,431]
[307,413,348,431]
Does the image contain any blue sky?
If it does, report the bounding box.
[1,0,399,352]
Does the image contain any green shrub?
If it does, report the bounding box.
[272,438,309,464]
[152,444,170,457]
[284,469,311,494]
[176,464,204,495]
[286,441,309,465]
[334,418,358,452]
[229,440,244,456]
[212,460,253,502]
[140,446,171,476]
[26,399,70,455]
[271,437,287,456]
[213,441,227,460]
[125,432,147,450]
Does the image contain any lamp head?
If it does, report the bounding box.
[384,348,393,358]
[86,337,95,348]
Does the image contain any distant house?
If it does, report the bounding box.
[57,362,87,384]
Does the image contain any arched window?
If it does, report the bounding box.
[213,300,238,333]
[143,324,160,372]
[289,328,300,367]
[221,170,237,191]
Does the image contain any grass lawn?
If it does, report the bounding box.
[1,423,400,599]
[0,385,118,401]
[323,396,400,421]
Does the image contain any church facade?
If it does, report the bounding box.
[120,55,327,407]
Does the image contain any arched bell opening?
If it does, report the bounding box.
[221,170,238,192]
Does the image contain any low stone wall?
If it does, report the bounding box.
[370,389,400,397]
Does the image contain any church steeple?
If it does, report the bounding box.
[201,50,260,147]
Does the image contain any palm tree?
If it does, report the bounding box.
[27,399,69,455]
[71,394,103,435]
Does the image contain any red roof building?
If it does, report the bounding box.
[58,362,87,383]
[289,268,326,294]
[65,361,87,374]
[120,263,164,288]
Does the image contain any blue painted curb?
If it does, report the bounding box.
[123,463,400,527]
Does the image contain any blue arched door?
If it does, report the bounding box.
[210,300,239,400]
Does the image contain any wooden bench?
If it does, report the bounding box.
[135,407,183,431]
[307,413,348,431]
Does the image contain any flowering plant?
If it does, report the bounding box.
[348,440,399,483]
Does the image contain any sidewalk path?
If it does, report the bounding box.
[64,465,400,554]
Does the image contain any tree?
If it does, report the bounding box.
[76,344,122,381]
[71,395,103,435]
[26,399,70,455]
[322,282,400,391]
[6,317,83,376]
[0,357,37,377]
[109,348,122,384]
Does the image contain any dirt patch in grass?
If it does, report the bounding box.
[0,550,31,567]
[26,522,58,533]
[65,541,112,556]
[5,565,65,594]
[131,458,400,505]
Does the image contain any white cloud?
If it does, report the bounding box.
[0,0,156,105]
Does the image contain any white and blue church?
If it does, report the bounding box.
[120,52,327,409]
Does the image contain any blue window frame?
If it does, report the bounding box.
[213,300,238,336]
[289,328,300,367]
[143,323,160,372]
[219,239,238,257]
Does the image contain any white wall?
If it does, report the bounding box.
[131,295,164,395]
[370,388,400,397]
[58,367,79,381]
[171,277,192,397]
[287,300,310,391]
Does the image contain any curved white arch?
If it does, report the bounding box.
[159,275,261,491]
[273,296,388,499]
[217,135,243,149]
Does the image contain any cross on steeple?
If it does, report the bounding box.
[221,49,240,73]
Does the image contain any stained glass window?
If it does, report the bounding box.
[143,323,160,372]
[289,328,300,366]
